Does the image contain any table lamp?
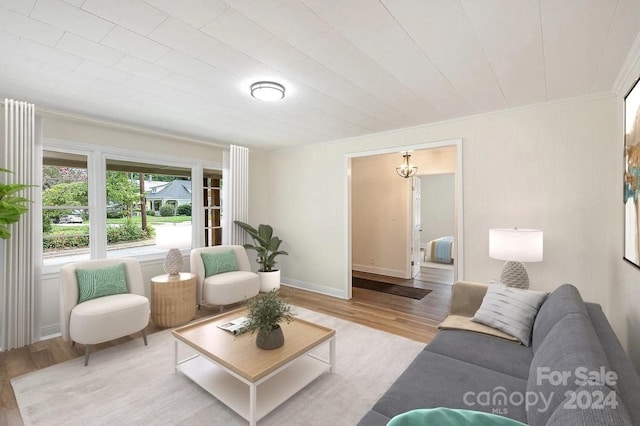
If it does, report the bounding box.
[489,228,543,289]
[155,223,192,278]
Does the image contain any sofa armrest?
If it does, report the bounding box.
[449,280,488,317]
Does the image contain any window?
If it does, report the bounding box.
[104,159,192,259]
[42,145,222,267]
[42,150,90,266]
[203,170,222,246]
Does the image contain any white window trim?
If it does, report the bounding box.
[42,138,223,273]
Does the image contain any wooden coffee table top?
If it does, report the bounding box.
[172,307,335,382]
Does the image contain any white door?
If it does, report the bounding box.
[412,176,422,278]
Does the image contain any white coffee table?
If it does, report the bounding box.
[172,308,335,425]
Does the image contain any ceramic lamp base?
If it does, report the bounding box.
[164,248,184,277]
[499,261,530,289]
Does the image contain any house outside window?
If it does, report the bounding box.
[145,179,192,216]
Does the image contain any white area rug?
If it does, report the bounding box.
[12,308,424,426]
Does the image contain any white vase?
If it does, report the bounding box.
[258,270,281,292]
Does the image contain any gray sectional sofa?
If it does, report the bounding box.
[358,282,640,425]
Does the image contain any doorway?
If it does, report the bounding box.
[346,138,463,299]
[416,173,455,285]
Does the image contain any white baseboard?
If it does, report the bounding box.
[41,330,62,341]
[40,324,61,340]
[352,264,409,279]
[281,276,346,299]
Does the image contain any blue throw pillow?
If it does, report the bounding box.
[201,250,239,277]
[75,263,129,303]
[388,408,528,426]
[472,285,548,346]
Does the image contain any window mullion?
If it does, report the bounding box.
[191,166,203,248]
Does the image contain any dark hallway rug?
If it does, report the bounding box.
[352,277,432,300]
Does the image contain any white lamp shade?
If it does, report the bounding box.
[489,228,543,262]
[155,224,192,250]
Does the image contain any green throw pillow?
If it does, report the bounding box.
[75,263,129,303]
[388,408,528,426]
[201,250,239,277]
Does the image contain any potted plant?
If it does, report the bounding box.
[0,168,32,240]
[242,290,295,349]
[234,221,288,292]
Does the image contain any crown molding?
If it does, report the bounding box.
[613,32,640,96]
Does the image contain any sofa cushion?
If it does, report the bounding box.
[527,313,612,426]
[471,285,548,346]
[388,408,527,426]
[426,329,533,380]
[201,250,239,277]
[546,382,632,426]
[75,262,128,303]
[203,270,260,306]
[371,351,528,424]
[531,284,588,352]
[70,293,149,344]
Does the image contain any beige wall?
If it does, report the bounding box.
[351,154,411,277]
[43,114,223,163]
[262,93,640,373]
[421,173,455,245]
[410,146,457,174]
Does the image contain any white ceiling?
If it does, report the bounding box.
[0,0,638,151]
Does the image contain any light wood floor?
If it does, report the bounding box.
[0,275,452,425]
[417,264,454,285]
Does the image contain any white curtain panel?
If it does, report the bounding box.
[2,99,37,349]
[226,145,249,246]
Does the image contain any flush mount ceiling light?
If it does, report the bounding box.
[396,152,418,178]
[250,81,285,102]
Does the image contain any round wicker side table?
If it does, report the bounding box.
[150,272,196,328]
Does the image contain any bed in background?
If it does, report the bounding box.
[423,236,454,264]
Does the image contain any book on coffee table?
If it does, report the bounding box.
[217,316,249,335]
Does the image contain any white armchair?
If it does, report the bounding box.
[60,258,150,366]
[190,245,260,311]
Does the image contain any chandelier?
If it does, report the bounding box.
[396,152,418,178]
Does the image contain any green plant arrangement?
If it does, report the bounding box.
[0,168,32,240]
[234,221,288,272]
[176,203,192,216]
[159,204,176,217]
[241,290,295,349]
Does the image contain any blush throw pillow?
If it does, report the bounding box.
[471,285,548,346]
[76,263,129,303]
[201,250,239,277]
